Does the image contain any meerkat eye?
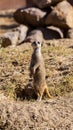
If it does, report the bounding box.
[32,42,36,45]
[37,41,40,44]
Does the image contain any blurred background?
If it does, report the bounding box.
[0,0,73,10]
[0,0,34,10]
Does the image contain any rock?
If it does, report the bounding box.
[14,8,26,25]
[45,1,73,28]
[14,7,46,27]
[39,26,63,40]
[66,28,73,39]
[25,26,63,42]
[0,37,11,47]
[25,29,43,43]
[33,0,64,9]
[1,31,19,47]
[0,25,28,47]
[12,25,28,45]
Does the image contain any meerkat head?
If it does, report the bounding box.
[32,41,42,50]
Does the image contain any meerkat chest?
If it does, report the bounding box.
[32,50,42,64]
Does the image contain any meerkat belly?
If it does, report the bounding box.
[33,66,46,86]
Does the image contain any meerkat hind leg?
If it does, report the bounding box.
[45,87,52,98]
[34,85,44,101]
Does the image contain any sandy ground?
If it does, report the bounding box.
[0,96,73,130]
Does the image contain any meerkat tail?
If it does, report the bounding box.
[45,87,52,98]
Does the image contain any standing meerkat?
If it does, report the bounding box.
[29,41,52,101]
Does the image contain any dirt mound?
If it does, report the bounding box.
[0,97,73,130]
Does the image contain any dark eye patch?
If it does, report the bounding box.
[32,41,36,46]
[37,41,40,44]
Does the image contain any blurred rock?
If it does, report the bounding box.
[25,29,43,43]
[25,26,63,42]
[14,7,46,27]
[33,0,64,9]
[2,31,19,46]
[0,25,28,47]
[14,8,26,24]
[12,25,28,45]
[39,26,64,40]
[66,28,73,39]
[45,1,73,28]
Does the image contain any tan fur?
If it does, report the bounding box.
[29,41,52,101]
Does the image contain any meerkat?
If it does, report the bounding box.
[29,41,52,101]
